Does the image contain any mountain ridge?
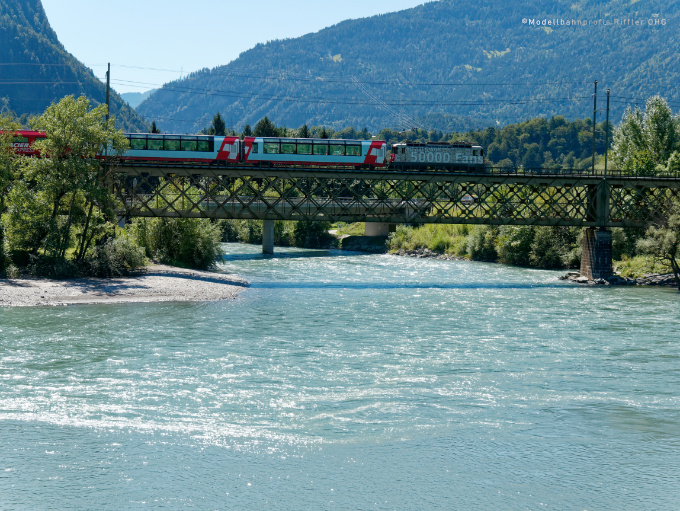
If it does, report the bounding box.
[0,0,147,131]
[137,0,680,134]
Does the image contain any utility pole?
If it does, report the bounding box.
[604,89,610,177]
[591,80,597,173]
[105,63,111,123]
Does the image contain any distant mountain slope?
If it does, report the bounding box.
[0,0,147,131]
[121,90,157,109]
[138,0,680,134]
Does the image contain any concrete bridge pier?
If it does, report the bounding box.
[580,227,613,280]
[364,222,393,237]
[262,219,275,254]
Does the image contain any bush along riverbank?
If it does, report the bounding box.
[386,224,679,289]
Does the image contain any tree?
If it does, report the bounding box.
[253,116,279,137]
[150,120,161,133]
[637,208,680,290]
[298,124,310,138]
[0,114,21,272]
[2,95,128,263]
[241,124,252,138]
[612,96,680,175]
[208,112,226,136]
[0,114,20,213]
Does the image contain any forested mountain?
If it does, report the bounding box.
[121,90,157,109]
[138,0,680,134]
[0,0,147,131]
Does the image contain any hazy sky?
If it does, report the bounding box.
[41,0,431,95]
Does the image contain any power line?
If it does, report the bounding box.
[98,63,587,88]
[111,78,592,108]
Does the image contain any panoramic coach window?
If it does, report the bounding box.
[297,143,312,155]
[281,143,296,154]
[346,145,361,156]
[129,137,147,150]
[264,142,280,154]
[165,137,181,151]
[182,139,198,151]
[313,143,328,155]
[330,144,345,156]
[197,140,210,152]
[147,137,163,151]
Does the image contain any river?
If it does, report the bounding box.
[1,243,679,509]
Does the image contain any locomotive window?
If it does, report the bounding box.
[346,145,361,156]
[13,136,29,144]
[197,140,210,152]
[251,143,259,154]
[147,137,163,150]
[281,143,296,154]
[297,143,312,155]
[473,150,478,156]
[264,142,280,154]
[330,144,345,156]
[165,138,181,151]
[313,144,328,155]
[129,137,147,150]
[182,140,198,151]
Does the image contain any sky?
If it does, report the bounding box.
[41,0,431,95]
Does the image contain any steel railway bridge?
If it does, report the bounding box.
[111,164,680,279]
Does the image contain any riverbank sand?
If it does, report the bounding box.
[0,265,248,307]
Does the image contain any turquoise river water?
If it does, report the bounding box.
[1,243,679,510]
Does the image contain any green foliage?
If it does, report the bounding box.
[293,221,336,249]
[220,219,262,244]
[219,219,335,249]
[496,226,534,266]
[612,96,680,175]
[3,96,127,261]
[0,96,147,278]
[636,209,680,288]
[253,116,281,137]
[466,226,498,262]
[389,224,469,256]
[2,96,127,269]
[529,227,579,269]
[0,113,20,273]
[298,124,311,138]
[207,112,226,136]
[131,217,223,270]
[334,222,367,237]
[84,234,146,277]
[389,224,584,269]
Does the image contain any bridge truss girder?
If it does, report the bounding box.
[112,166,680,228]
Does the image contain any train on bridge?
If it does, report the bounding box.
[8,131,485,172]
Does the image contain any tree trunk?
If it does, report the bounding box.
[76,200,94,261]
[59,190,78,258]
[670,256,680,291]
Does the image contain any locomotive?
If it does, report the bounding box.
[8,131,485,171]
[390,141,485,172]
